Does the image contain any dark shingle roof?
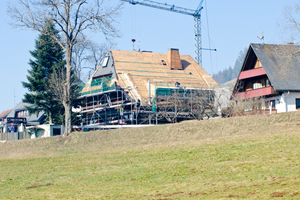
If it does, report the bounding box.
[250,43,300,91]
[7,101,45,122]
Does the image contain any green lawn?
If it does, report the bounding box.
[1,112,300,199]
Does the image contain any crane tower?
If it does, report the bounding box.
[121,0,206,67]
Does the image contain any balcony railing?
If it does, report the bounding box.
[238,67,266,80]
[235,86,279,99]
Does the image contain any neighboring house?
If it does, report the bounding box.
[0,109,12,122]
[79,48,220,126]
[1,102,63,140]
[0,109,12,133]
[233,43,300,113]
[7,101,46,125]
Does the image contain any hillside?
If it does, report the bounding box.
[1,112,300,199]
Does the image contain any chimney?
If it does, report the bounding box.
[167,48,182,70]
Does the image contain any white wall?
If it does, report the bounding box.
[27,124,63,138]
[265,92,300,113]
[286,92,300,112]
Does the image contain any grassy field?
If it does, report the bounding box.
[1,112,300,199]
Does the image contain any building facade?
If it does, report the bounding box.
[79,48,220,127]
[233,43,300,113]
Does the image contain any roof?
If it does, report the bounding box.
[7,101,45,122]
[220,78,237,89]
[0,109,12,119]
[81,49,220,103]
[112,50,219,97]
[246,43,300,91]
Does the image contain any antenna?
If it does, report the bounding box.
[136,35,141,52]
[132,39,136,51]
[257,32,264,43]
[14,87,16,119]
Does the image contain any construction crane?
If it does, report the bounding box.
[121,0,215,67]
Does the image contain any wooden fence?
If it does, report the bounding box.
[1,131,30,141]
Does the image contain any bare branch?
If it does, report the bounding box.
[7,0,123,134]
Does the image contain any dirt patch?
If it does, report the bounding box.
[251,184,260,187]
[270,192,285,197]
[188,191,207,196]
[226,194,240,198]
[246,192,255,195]
[267,177,276,181]
[290,192,299,197]
[269,181,281,185]
[26,183,53,189]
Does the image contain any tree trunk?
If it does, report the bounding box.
[64,102,71,134]
[49,112,52,124]
[64,43,72,135]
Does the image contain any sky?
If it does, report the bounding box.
[0,0,297,113]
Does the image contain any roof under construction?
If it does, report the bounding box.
[81,48,220,104]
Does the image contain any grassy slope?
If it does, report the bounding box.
[1,112,300,199]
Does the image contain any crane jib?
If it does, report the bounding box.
[121,0,205,66]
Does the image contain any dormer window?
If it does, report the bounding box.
[101,57,109,68]
[161,60,167,65]
[16,110,29,117]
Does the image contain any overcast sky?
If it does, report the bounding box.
[0,0,297,113]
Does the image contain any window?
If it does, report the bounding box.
[270,100,275,110]
[266,100,275,110]
[266,79,269,87]
[259,60,262,68]
[101,57,109,68]
[161,60,167,65]
[253,82,262,89]
[265,101,269,110]
[296,99,300,109]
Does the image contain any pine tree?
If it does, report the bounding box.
[22,20,65,124]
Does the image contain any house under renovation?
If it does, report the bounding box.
[79,48,220,127]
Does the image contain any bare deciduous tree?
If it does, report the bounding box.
[281,3,300,43]
[8,0,122,134]
[86,40,114,71]
[48,67,81,122]
[72,34,114,81]
[155,87,217,123]
[215,81,266,117]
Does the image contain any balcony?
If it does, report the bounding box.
[235,86,279,99]
[238,67,266,80]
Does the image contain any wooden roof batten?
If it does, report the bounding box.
[81,48,220,104]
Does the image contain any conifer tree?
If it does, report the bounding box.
[22,20,65,124]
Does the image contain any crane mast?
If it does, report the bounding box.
[121,0,204,66]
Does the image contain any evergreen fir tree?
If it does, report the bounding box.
[22,20,65,124]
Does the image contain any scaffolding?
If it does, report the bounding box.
[79,76,218,129]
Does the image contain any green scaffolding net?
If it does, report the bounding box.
[80,76,116,96]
